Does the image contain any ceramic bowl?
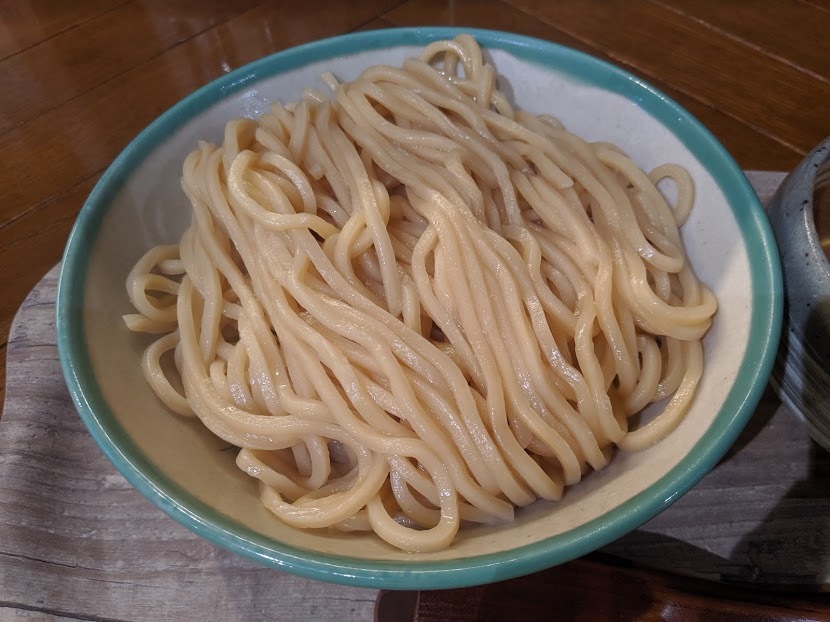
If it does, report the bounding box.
[56,27,782,589]
[768,137,830,450]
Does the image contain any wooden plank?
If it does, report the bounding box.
[0,607,90,622]
[0,0,260,135]
[0,0,401,230]
[0,176,98,351]
[501,0,830,154]
[653,0,830,82]
[0,0,128,60]
[410,558,830,622]
[383,0,803,171]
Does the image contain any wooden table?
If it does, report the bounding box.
[2,1,830,620]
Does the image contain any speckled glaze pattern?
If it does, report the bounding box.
[768,137,830,450]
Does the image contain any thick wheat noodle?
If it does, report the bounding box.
[124,35,716,552]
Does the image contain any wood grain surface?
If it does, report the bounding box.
[2,2,830,620]
[401,558,830,621]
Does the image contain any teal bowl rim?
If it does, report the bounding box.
[56,26,783,590]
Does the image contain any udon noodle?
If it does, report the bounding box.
[124,35,716,552]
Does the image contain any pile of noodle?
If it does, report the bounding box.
[124,35,716,552]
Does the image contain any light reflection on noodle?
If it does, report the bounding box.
[124,35,716,552]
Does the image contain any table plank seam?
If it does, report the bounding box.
[0,0,133,64]
[0,550,77,570]
[0,602,127,622]
[650,0,830,85]
[0,1,399,234]
[496,0,809,157]
[361,0,409,30]
[0,170,101,235]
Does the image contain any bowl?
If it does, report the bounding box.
[768,137,830,450]
[56,27,782,589]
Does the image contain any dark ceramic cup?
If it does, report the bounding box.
[768,137,830,450]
